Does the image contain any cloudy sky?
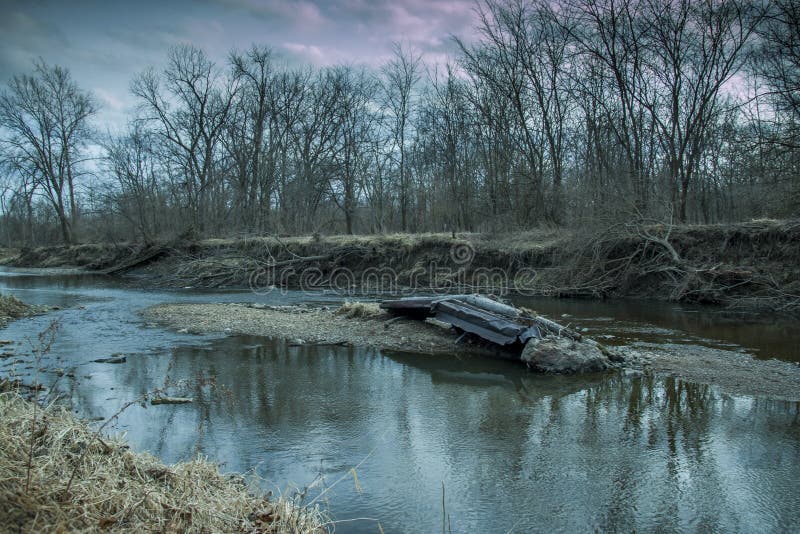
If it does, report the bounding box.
[0,0,481,127]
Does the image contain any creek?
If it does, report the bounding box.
[1,267,798,532]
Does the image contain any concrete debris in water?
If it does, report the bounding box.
[381,294,618,373]
[521,338,612,374]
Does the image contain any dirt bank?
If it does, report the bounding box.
[7,219,800,313]
[0,390,323,533]
[143,302,800,401]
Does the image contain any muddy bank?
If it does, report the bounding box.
[144,302,505,358]
[143,302,800,401]
[0,391,323,533]
[7,219,800,313]
[618,344,800,401]
[143,301,622,373]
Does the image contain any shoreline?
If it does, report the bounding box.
[0,298,323,533]
[142,301,800,402]
[5,219,800,314]
[143,302,503,358]
[0,390,323,533]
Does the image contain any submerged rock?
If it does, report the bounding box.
[521,338,614,374]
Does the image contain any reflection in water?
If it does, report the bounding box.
[1,269,799,532]
[509,295,800,362]
[56,337,800,532]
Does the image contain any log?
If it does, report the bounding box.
[93,355,127,364]
[150,396,193,405]
[101,247,168,275]
[262,254,331,268]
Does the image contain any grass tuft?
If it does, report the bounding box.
[0,391,324,533]
[0,294,34,328]
[335,301,383,319]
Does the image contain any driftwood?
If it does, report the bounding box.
[93,355,127,364]
[262,254,331,268]
[101,247,169,275]
[150,396,193,405]
[531,316,582,341]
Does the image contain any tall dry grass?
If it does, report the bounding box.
[0,390,325,533]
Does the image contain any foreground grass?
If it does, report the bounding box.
[0,391,324,533]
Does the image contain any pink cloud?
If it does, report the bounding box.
[283,42,338,66]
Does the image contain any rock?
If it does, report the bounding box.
[93,355,127,364]
[150,396,193,405]
[0,340,13,345]
[521,337,612,374]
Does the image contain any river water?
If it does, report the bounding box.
[1,268,799,532]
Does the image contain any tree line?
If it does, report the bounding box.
[0,0,797,245]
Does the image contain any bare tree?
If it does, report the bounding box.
[105,124,164,242]
[326,66,377,234]
[568,0,657,213]
[382,43,422,232]
[641,0,759,222]
[753,0,800,149]
[132,45,236,235]
[0,61,96,243]
[227,46,275,230]
[460,0,574,223]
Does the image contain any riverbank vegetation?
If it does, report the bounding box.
[0,0,798,246]
[0,388,324,533]
[6,218,800,313]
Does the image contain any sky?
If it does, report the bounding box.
[0,0,481,128]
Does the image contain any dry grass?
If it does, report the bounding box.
[334,301,383,319]
[0,391,325,533]
[0,294,33,327]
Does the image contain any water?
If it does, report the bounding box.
[1,268,799,532]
